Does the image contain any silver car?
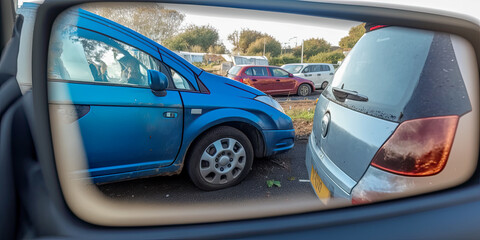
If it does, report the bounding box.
[281,63,334,90]
[306,24,479,204]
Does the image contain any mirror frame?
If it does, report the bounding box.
[29,0,480,238]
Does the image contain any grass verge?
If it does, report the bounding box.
[280,100,316,139]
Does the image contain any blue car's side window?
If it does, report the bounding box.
[171,68,193,90]
[48,27,93,81]
[50,26,160,88]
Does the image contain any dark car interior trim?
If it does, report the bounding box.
[0,0,16,54]
[0,0,475,238]
[0,13,23,240]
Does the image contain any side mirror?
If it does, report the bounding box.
[148,70,168,94]
[288,73,293,77]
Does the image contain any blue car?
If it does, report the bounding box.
[47,8,294,190]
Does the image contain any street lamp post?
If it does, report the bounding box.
[301,40,304,63]
[289,36,298,47]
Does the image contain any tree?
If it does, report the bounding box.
[228,29,283,55]
[292,38,331,59]
[307,49,345,64]
[83,3,185,44]
[227,29,266,54]
[208,44,227,54]
[238,29,264,54]
[190,45,204,53]
[163,25,225,53]
[162,36,189,51]
[227,30,240,53]
[339,23,366,49]
[246,36,282,57]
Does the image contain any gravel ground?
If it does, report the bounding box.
[97,140,318,204]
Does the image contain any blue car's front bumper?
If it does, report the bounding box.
[262,129,295,156]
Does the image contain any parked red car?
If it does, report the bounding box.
[227,65,315,96]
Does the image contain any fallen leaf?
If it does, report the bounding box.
[273,180,281,187]
[266,180,274,188]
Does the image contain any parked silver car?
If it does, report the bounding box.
[306,24,478,204]
[281,63,334,90]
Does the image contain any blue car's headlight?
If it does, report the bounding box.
[254,95,285,113]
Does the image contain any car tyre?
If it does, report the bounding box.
[297,84,311,96]
[187,126,254,191]
[321,81,329,90]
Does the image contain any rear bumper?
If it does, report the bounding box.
[262,129,295,156]
[306,132,356,200]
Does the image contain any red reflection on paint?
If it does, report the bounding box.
[369,25,388,31]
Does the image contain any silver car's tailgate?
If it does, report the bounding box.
[312,95,398,183]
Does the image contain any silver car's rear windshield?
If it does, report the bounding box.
[324,27,434,122]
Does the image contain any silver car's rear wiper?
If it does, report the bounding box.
[332,87,368,102]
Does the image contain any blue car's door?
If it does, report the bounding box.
[48,26,184,180]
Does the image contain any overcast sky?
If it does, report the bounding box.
[19,0,479,52]
[161,0,479,51]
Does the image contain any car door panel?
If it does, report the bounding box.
[243,67,273,94]
[310,65,322,88]
[268,67,295,94]
[251,76,268,92]
[301,65,318,85]
[48,81,183,178]
[319,64,333,84]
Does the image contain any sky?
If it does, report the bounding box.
[18,0,479,53]
[160,0,480,52]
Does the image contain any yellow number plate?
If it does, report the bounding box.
[310,166,331,199]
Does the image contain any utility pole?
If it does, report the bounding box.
[263,38,266,56]
[301,40,304,63]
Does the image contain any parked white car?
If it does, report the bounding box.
[281,63,334,89]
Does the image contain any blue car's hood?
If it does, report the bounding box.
[199,72,266,98]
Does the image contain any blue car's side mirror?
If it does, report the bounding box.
[148,70,168,95]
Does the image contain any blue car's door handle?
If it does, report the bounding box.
[163,112,178,118]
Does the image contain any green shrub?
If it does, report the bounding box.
[269,53,301,66]
[307,50,345,64]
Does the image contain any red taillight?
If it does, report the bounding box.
[371,116,458,176]
[233,76,243,83]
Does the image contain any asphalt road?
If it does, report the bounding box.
[273,89,322,102]
[97,139,318,204]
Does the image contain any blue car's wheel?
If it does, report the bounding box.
[187,126,254,191]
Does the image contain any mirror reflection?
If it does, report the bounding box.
[44,2,477,222]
